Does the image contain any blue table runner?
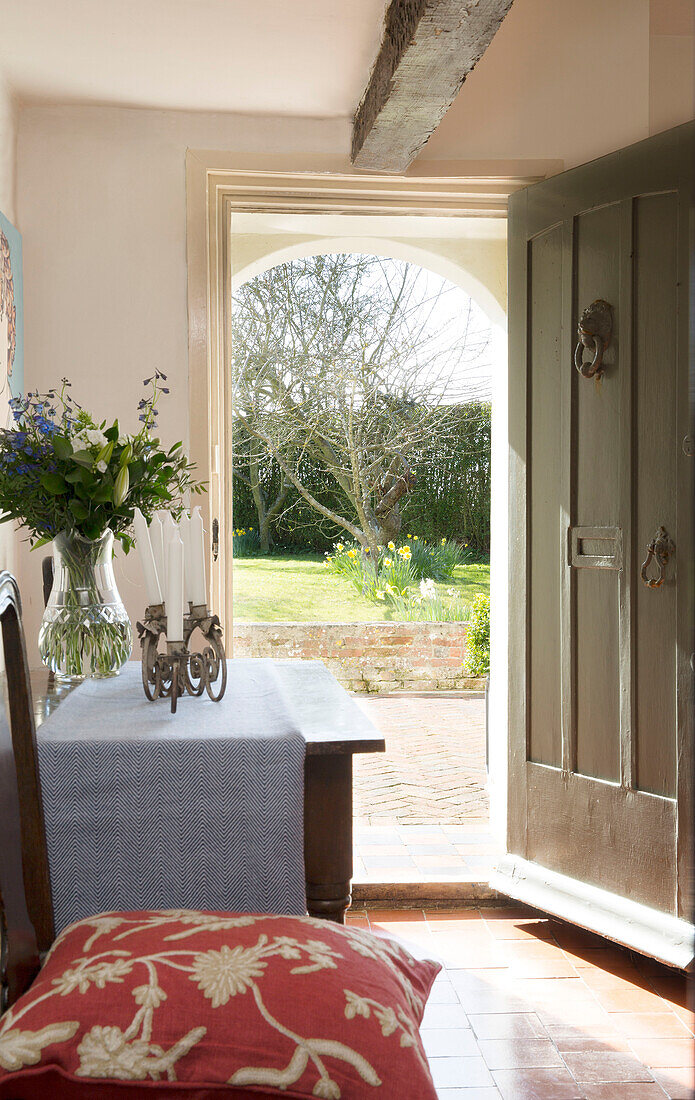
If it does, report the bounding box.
[37,660,306,932]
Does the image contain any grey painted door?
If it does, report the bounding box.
[499,123,694,958]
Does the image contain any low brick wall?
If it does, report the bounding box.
[232,621,483,693]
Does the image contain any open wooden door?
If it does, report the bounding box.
[492,122,694,968]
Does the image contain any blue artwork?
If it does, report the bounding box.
[0,208,23,405]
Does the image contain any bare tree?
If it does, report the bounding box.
[232,254,490,564]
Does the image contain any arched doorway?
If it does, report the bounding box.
[227,233,508,890]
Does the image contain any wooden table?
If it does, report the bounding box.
[31,660,385,925]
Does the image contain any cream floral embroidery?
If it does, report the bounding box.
[0,1023,79,1071]
[342,927,426,1017]
[0,915,434,1098]
[76,1024,205,1081]
[112,911,259,942]
[191,942,268,1006]
[344,991,429,1073]
[52,955,134,996]
[45,913,127,960]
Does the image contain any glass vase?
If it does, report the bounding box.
[39,530,133,682]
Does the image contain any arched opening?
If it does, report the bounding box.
[230,236,508,888]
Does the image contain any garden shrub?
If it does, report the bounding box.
[465,592,490,676]
[324,537,473,622]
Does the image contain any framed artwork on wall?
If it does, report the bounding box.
[0,208,23,406]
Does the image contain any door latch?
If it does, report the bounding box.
[212,517,219,562]
[640,525,674,589]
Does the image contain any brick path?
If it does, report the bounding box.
[351,693,496,883]
[353,693,489,827]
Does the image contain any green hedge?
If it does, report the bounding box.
[232,401,490,552]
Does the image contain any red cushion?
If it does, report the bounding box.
[0,910,440,1099]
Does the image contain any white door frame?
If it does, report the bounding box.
[184,152,546,846]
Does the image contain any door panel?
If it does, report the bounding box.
[526,768,676,913]
[634,192,679,798]
[496,122,694,964]
[574,202,623,783]
[528,226,563,768]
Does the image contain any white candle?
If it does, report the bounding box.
[160,510,178,573]
[133,508,162,606]
[149,514,165,595]
[189,507,207,608]
[179,511,194,605]
[166,530,185,642]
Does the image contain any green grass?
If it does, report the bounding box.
[232,553,490,623]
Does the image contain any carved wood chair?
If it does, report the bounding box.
[0,570,439,1099]
[0,571,54,1010]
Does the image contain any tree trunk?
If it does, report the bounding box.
[259,517,273,554]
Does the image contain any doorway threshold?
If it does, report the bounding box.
[353,823,499,883]
[353,881,503,909]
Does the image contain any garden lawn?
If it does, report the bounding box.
[232,553,489,623]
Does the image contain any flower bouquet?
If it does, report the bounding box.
[0,374,203,680]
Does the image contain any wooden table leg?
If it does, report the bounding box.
[304,754,352,923]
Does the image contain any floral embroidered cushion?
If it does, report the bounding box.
[0,910,441,1099]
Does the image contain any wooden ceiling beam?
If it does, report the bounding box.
[352,0,514,174]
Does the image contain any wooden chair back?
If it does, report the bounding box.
[0,571,54,1010]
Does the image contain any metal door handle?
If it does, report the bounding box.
[212,518,219,562]
[640,526,674,589]
[574,299,613,379]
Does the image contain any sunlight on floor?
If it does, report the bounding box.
[352,693,499,884]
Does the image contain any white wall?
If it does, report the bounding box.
[15,108,351,645]
[0,72,17,578]
[420,0,693,169]
[0,78,15,224]
[13,0,695,648]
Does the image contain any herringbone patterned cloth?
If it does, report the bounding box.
[37,660,306,932]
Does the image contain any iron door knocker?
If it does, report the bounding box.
[574,299,613,378]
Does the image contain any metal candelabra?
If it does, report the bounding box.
[137,603,227,713]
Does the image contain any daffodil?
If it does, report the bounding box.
[413,535,419,540]
[383,557,393,567]
[387,541,395,550]
[336,543,344,551]
[364,546,370,553]
[347,549,357,558]
[407,534,412,539]
[441,537,446,545]
[375,590,385,601]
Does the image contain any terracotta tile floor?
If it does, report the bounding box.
[346,905,694,1099]
[352,693,497,883]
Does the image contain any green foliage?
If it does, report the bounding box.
[231,526,261,557]
[232,400,491,552]
[465,592,490,676]
[384,579,470,622]
[233,553,489,623]
[0,377,204,551]
[324,536,474,622]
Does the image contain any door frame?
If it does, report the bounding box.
[184,150,552,847]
